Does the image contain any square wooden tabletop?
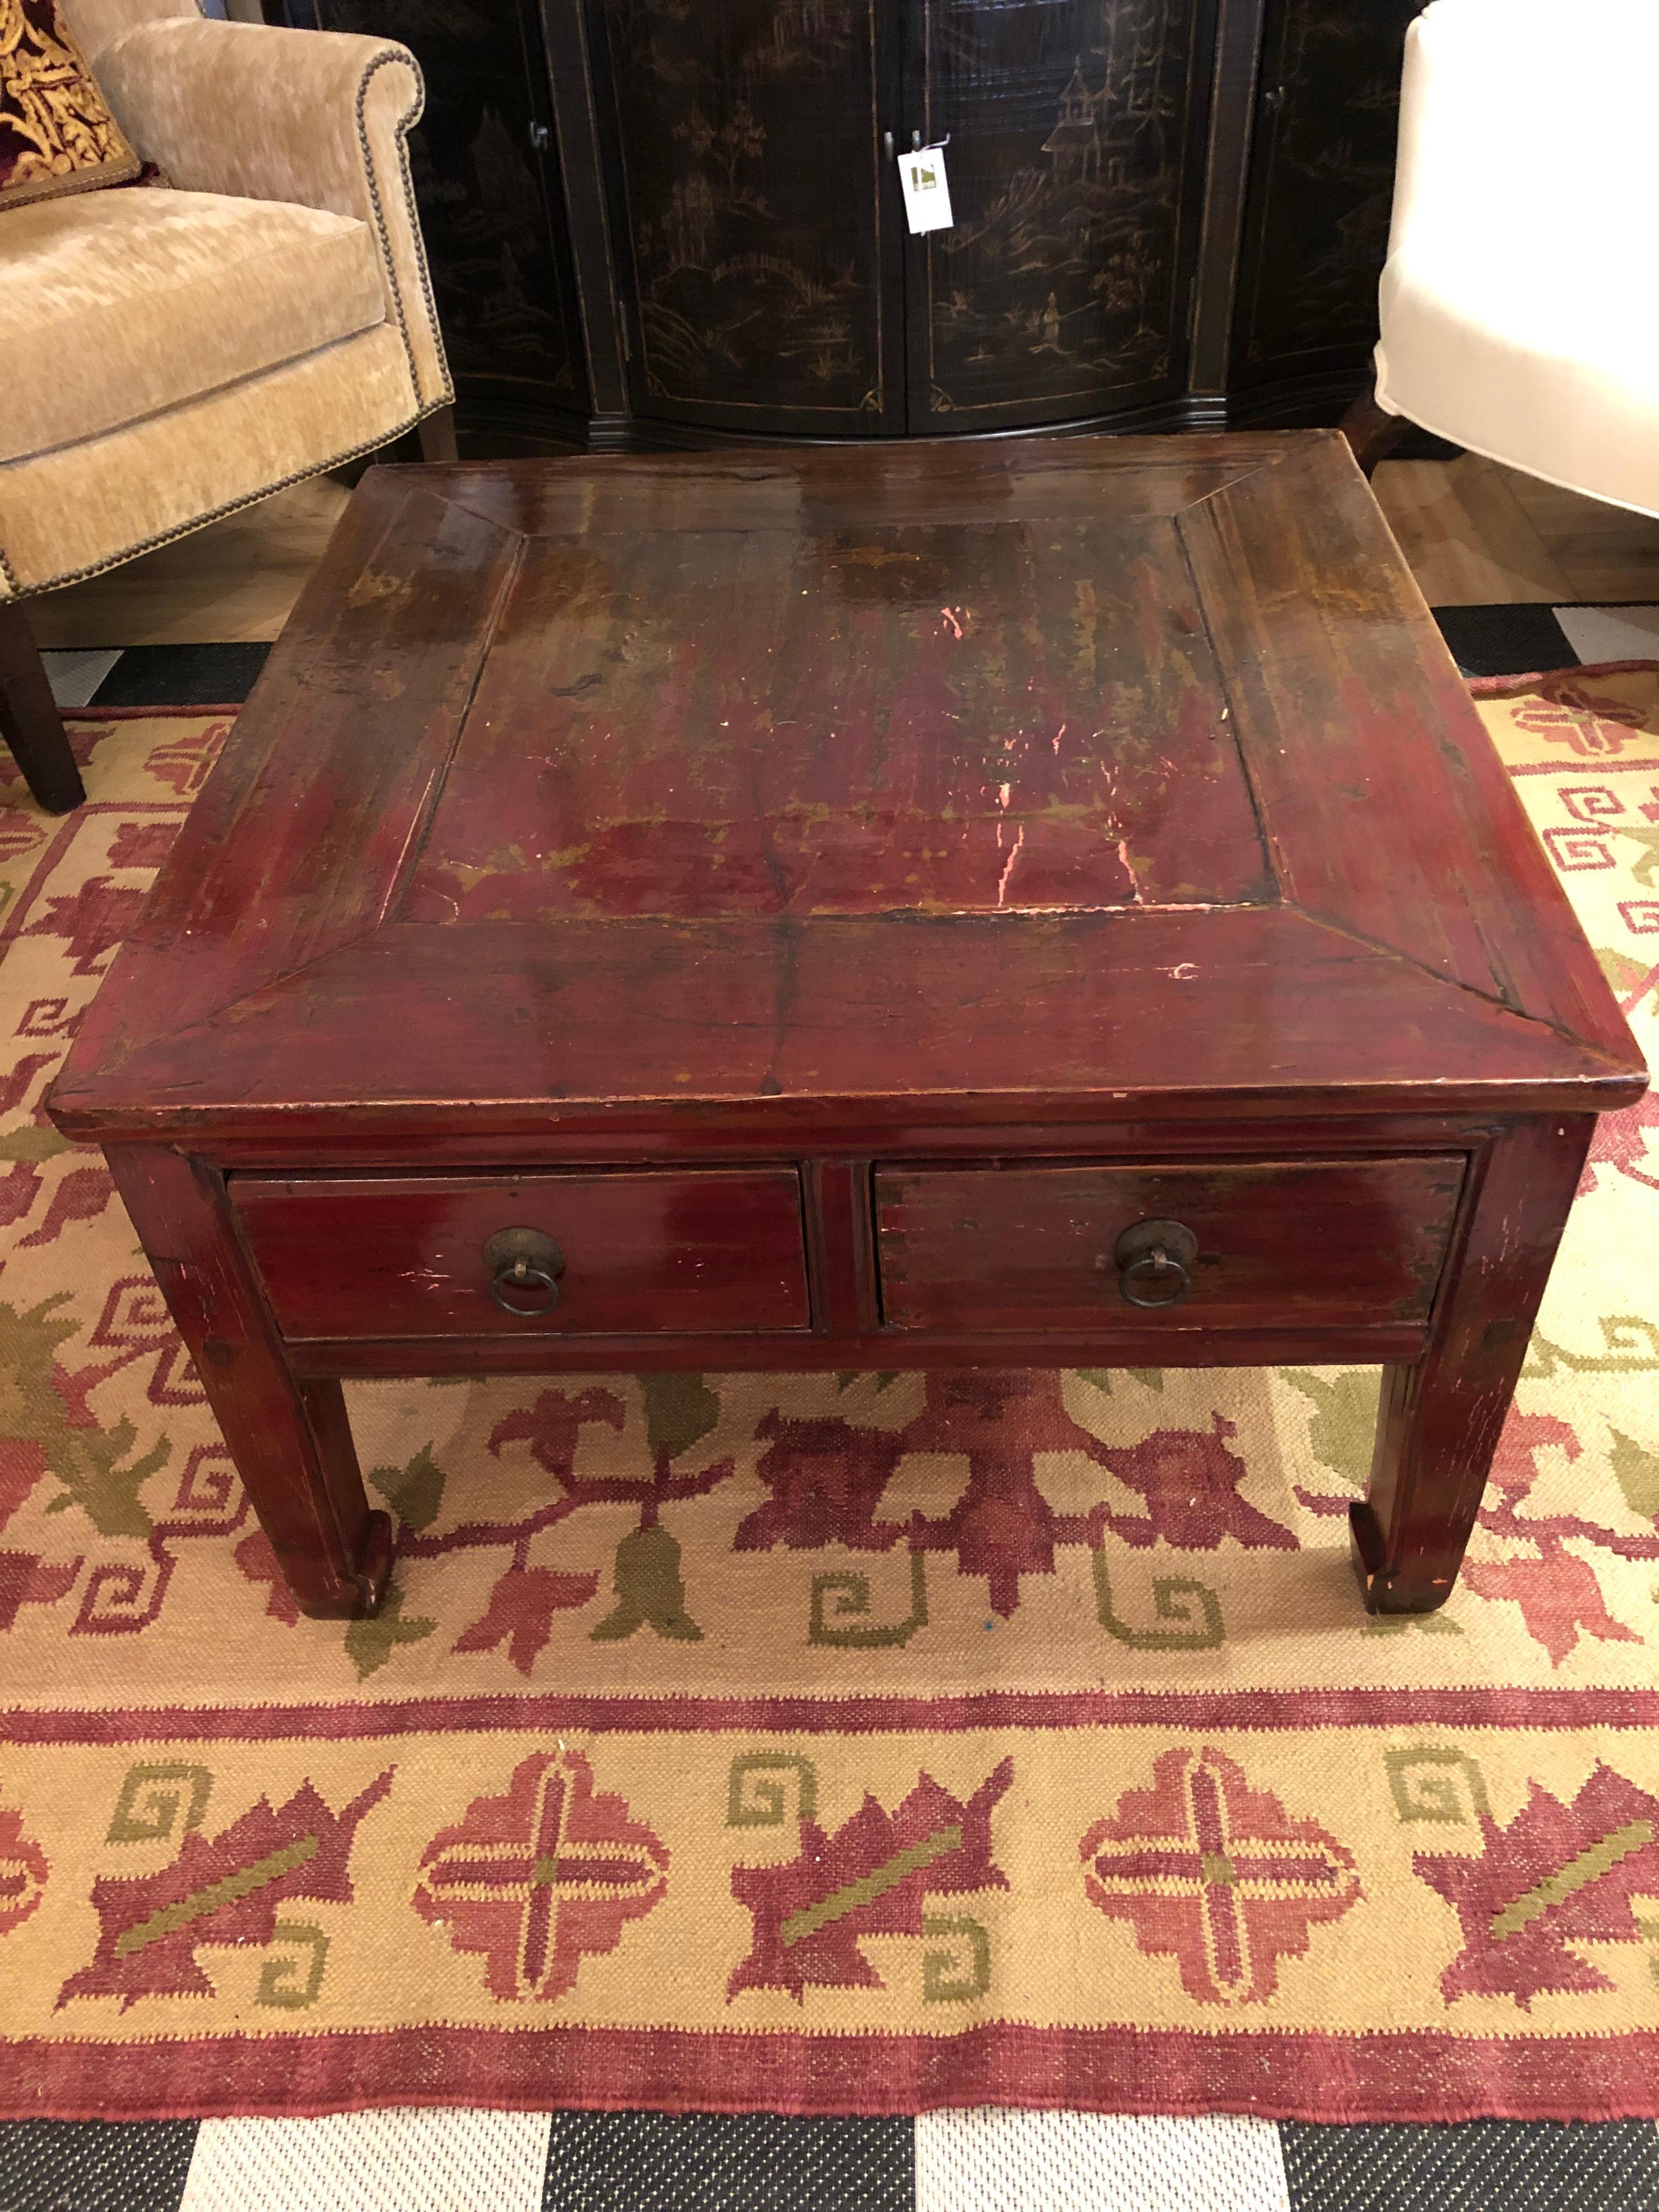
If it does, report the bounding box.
[50,435,1646,1144]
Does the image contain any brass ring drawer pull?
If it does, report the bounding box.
[483,1227,566,1317]
[1113,1218,1199,1309]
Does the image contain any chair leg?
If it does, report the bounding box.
[0,600,84,815]
[1340,379,1408,479]
[416,403,460,464]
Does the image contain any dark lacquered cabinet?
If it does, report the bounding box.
[590,0,1222,439]
[296,0,1418,447]
[594,0,906,437]
[1227,0,1423,418]
[308,0,590,443]
[906,0,1217,435]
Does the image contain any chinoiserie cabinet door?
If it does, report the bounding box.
[311,0,590,442]
[901,0,1218,435]
[1226,0,1421,416]
[591,0,907,439]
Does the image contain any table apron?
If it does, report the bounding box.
[289,1322,1432,1379]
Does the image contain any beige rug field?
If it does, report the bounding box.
[0,676,1656,2120]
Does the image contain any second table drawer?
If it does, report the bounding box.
[232,1169,810,1340]
[874,1157,1466,1333]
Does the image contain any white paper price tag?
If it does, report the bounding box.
[899,143,953,234]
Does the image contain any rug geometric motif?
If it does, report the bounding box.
[0,686,1656,2120]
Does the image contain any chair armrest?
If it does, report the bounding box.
[94,16,449,408]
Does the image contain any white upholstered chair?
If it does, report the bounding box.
[1344,0,1659,518]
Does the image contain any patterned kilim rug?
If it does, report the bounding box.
[0,680,1656,2129]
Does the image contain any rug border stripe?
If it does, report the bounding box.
[5,1685,1658,1746]
[61,707,246,722]
[8,2024,1659,2128]
[1506,754,1659,776]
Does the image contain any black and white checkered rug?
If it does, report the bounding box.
[7,2108,1659,2212]
[14,611,1659,2212]
[38,642,274,713]
[1434,603,1659,678]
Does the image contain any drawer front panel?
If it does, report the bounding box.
[233,1169,810,1341]
[874,1158,1465,1334]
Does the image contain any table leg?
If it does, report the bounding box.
[108,1146,392,1619]
[1350,1115,1594,1613]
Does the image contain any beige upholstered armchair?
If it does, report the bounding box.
[0,0,454,811]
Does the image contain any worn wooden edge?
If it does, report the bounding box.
[1179,435,1645,1074]
[287,1319,1431,1378]
[48,964,1637,1141]
[50,945,1641,1136]
[1294,912,1643,1084]
[49,470,527,1102]
[387,432,1301,492]
[159,896,1659,1069]
[415,445,1296,543]
[144,1108,1521,1171]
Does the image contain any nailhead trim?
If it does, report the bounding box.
[357,50,419,404]
[371,49,450,409]
[0,28,454,605]
[0,404,449,605]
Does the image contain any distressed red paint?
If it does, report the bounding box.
[44,436,1645,1628]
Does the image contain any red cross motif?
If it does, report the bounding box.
[414,1749,668,2002]
[0,1803,49,1938]
[1511,682,1649,757]
[1080,1746,1361,2005]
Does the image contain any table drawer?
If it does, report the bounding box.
[232,1169,810,1341]
[874,1157,1465,1333]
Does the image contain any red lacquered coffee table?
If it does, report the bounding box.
[48,435,1646,1621]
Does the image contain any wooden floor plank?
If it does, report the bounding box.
[26,478,352,650]
[1371,455,1576,606]
[19,444,1659,650]
[1502,471,1659,602]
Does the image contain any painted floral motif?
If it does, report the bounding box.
[1509,679,1655,758]
[453,1563,602,1674]
[739,1375,1291,1618]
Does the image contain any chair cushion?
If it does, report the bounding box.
[1376,265,1659,522]
[1374,0,1659,519]
[0,185,385,465]
[0,0,139,211]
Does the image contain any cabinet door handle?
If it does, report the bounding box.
[883,129,894,158]
[528,120,550,154]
